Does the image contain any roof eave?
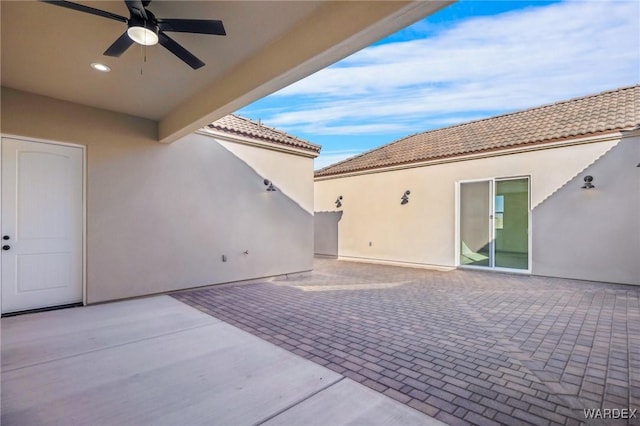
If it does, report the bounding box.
[198,128,320,158]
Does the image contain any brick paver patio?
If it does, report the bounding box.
[173,259,640,426]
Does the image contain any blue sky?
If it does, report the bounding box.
[237,0,640,170]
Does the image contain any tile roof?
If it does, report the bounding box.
[315,85,640,177]
[207,114,321,154]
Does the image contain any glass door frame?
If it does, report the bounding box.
[455,176,532,274]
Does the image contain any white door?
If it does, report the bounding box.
[1,137,84,314]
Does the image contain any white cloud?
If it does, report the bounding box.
[257,0,639,137]
[314,149,364,170]
[299,121,410,135]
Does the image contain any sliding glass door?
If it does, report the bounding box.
[459,180,492,267]
[459,177,529,271]
[494,178,529,270]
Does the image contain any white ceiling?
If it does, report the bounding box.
[1,1,452,142]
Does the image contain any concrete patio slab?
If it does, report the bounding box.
[265,377,443,426]
[1,295,440,426]
[1,295,217,371]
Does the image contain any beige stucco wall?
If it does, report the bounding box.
[217,139,315,214]
[532,135,640,285]
[2,87,314,303]
[315,137,639,285]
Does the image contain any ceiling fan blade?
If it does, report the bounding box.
[124,0,148,20]
[158,32,205,70]
[40,0,127,23]
[157,19,226,36]
[104,32,135,57]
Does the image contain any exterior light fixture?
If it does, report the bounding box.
[401,190,411,205]
[581,175,595,189]
[335,196,343,208]
[263,179,276,192]
[127,17,159,46]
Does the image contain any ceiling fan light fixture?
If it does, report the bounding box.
[127,20,159,46]
[42,0,227,69]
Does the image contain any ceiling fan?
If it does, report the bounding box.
[41,0,226,70]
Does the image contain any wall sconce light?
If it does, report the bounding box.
[335,196,343,208]
[401,190,411,205]
[264,179,276,192]
[581,175,594,189]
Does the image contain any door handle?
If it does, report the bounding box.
[2,245,10,251]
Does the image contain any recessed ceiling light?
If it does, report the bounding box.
[90,62,111,72]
